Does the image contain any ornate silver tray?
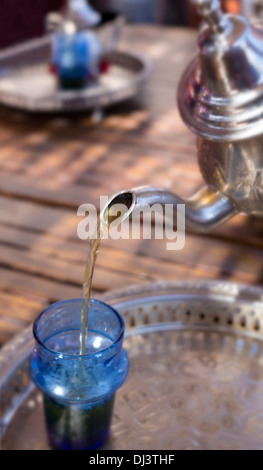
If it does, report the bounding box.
[0,35,152,113]
[2,280,263,450]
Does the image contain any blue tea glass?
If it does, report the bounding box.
[30,299,129,450]
[52,31,90,89]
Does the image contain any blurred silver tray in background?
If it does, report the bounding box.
[0,30,152,113]
[2,280,263,450]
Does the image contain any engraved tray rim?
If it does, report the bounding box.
[2,279,263,448]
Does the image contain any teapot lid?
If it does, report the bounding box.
[178,0,263,142]
[67,0,101,28]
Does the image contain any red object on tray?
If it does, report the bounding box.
[100,59,110,74]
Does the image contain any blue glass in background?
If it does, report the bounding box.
[30,299,129,450]
[52,30,91,90]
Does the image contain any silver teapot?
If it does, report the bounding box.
[112,0,263,233]
[177,0,263,230]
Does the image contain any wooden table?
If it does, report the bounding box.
[0,24,262,348]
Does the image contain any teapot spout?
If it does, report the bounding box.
[134,186,237,233]
[108,186,237,234]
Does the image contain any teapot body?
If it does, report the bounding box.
[198,136,263,217]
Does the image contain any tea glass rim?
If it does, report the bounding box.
[33,298,125,360]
